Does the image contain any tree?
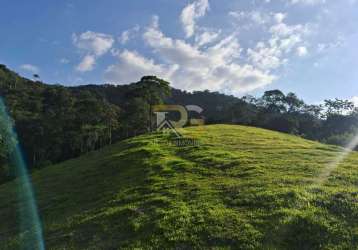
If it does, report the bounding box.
[324,99,354,117]
[285,92,304,113]
[124,76,171,133]
[260,90,287,113]
[229,99,257,125]
[33,74,40,81]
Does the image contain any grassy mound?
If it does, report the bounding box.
[1,125,358,249]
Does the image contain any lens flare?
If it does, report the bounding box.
[0,98,44,249]
[315,134,358,185]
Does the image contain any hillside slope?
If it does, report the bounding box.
[1,125,358,249]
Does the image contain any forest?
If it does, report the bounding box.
[0,64,357,183]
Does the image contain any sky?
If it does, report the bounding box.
[1,0,358,104]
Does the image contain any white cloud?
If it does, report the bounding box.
[273,12,286,23]
[20,64,39,74]
[248,43,284,70]
[247,12,311,70]
[290,0,326,5]
[72,31,114,56]
[73,31,114,72]
[119,25,140,45]
[296,46,308,56]
[143,18,209,68]
[180,0,209,38]
[195,30,220,47]
[269,21,307,38]
[105,16,275,94]
[105,50,177,84]
[317,36,345,53]
[76,55,96,72]
[104,4,319,94]
[228,11,244,19]
[119,31,130,45]
[229,10,271,26]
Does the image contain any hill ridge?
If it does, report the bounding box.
[1,124,358,249]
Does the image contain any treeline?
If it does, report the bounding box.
[78,81,358,148]
[0,64,357,183]
[169,89,358,146]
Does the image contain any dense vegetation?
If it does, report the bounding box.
[78,77,358,150]
[1,64,358,184]
[1,125,357,249]
[0,65,170,182]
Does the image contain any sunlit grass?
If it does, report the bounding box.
[0,125,358,249]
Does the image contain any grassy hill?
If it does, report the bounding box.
[1,125,358,249]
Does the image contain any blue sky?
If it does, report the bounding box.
[1,0,358,104]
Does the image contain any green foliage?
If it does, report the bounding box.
[324,98,354,116]
[0,125,358,249]
[0,66,171,181]
[169,88,358,146]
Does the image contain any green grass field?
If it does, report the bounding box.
[1,125,358,249]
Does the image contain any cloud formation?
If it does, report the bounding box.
[73,31,114,72]
[247,11,310,70]
[296,46,308,57]
[105,50,177,84]
[290,0,326,5]
[180,0,209,38]
[105,15,275,93]
[119,25,140,45]
[76,55,96,72]
[103,0,339,95]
